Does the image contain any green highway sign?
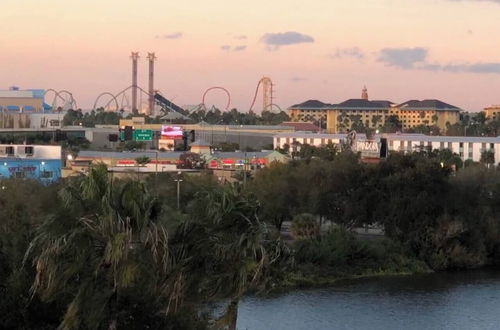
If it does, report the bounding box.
[133,129,153,141]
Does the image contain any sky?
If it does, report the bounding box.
[1,0,500,112]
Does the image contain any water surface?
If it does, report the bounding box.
[237,269,500,330]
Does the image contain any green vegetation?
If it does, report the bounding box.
[189,108,290,125]
[1,151,500,328]
[249,151,500,273]
[0,169,289,329]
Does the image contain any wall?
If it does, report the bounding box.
[0,158,61,183]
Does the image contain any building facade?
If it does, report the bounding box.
[326,99,393,133]
[484,105,500,120]
[0,88,50,113]
[287,100,329,126]
[273,132,500,164]
[288,88,462,134]
[0,144,62,182]
[391,100,461,130]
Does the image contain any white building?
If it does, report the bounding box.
[273,132,500,164]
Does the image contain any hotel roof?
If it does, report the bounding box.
[288,98,463,112]
[397,99,461,111]
[335,99,393,110]
[288,100,334,110]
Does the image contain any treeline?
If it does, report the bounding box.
[249,151,500,272]
[63,108,290,128]
[188,108,290,126]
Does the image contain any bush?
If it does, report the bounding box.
[293,228,428,277]
[291,213,320,239]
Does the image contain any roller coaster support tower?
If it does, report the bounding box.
[131,52,139,112]
[147,52,156,115]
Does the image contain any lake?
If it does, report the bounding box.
[237,269,500,330]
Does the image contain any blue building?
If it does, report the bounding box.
[0,159,61,183]
[0,144,62,183]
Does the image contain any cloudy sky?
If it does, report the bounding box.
[1,0,500,111]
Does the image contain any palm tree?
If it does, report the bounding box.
[187,185,289,330]
[135,156,150,179]
[26,165,187,329]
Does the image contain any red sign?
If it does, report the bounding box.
[209,160,219,168]
[117,160,135,165]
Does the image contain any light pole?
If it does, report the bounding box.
[173,171,183,209]
[40,161,45,180]
[243,151,247,188]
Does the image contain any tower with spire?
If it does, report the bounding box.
[361,86,368,100]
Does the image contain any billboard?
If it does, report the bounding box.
[161,126,183,140]
[355,139,380,158]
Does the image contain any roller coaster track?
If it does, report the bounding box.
[202,86,231,111]
[44,89,77,111]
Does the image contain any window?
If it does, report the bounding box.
[40,171,53,179]
[6,146,14,156]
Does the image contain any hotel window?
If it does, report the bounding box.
[490,143,494,149]
[440,142,444,150]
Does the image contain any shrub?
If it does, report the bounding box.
[291,213,320,239]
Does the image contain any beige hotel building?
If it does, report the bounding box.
[288,88,461,133]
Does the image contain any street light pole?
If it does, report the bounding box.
[243,151,247,188]
[174,171,183,209]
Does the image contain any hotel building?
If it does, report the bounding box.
[287,88,462,133]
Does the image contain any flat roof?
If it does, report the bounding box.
[273,132,500,143]
[78,150,184,159]
[274,132,367,139]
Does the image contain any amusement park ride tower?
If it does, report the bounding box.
[261,77,273,111]
[147,52,156,115]
[131,52,139,112]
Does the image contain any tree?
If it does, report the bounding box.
[480,149,495,167]
[249,162,298,230]
[187,185,289,329]
[135,156,150,165]
[371,115,382,128]
[382,115,402,133]
[27,166,191,329]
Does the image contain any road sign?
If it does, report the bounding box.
[133,129,153,141]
